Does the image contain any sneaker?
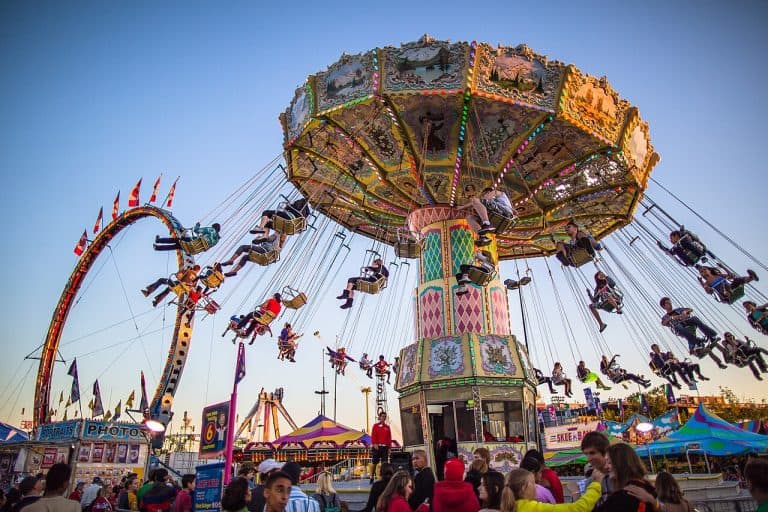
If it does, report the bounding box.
[155,235,161,243]
[290,358,296,363]
[748,269,759,282]
[456,285,469,296]
[336,290,349,300]
[152,298,160,308]
[599,323,607,333]
[340,299,353,309]
[718,364,728,369]
[220,261,233,267]
[476,236,492,247]
[224,271,238,277]
[249,228,266,235]
[478,222,495,235]
[698,375,710,381]
[141,288,150,297]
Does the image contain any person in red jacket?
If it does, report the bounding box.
[370,412,392,484]
[432,458,479,512]
[376,471,413,512]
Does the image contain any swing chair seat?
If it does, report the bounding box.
[395,240,422,259]
[283,292,308,310]
[200,270,225,289]
[170,281,193,296]
[466,267,495,287]
[487,209,517,234]
[255,310,277,326]
[273,213,306,235]
[567,246,593,267]
[248,249,279,266]
[356,276,387,295]
[717,284,745,305]
[202,298,220,314]
[178,237,211,255]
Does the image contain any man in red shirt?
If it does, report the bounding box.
[173,474,195,512]
[370,412,392,484]
[235,293,282,341]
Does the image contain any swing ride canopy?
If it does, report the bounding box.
[281,35,659,259]
[641,404,768,456]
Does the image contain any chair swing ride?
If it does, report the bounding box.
[32,36,767,434]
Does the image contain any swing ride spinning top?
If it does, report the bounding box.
[280,36,659,260]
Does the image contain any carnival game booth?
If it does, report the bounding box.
[243,415,389,471]
[4,420,152,486]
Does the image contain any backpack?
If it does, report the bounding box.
[318,493,341,512]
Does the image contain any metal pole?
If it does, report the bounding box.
[334,368,338,422]
[223,342,244,485]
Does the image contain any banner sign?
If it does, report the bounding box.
[37,420,80,442]
[194,462,225,512]
[199,402,230,459]
[544,421,601,450]
[82,420,146,441]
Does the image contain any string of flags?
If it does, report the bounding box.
[56,366,147,422]
[73,175,180,256]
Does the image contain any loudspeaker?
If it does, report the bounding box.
[390,451,412,474]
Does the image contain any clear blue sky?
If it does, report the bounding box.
[1,1,767,436]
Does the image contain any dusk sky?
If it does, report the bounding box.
[1,1,767,438]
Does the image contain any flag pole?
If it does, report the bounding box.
[223,342,244,484]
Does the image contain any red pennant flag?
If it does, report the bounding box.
[166,177,179,208]
[73,230,88,256]
[93,207,103,234]
[149,175,162,203]
[112,192,120,220]
[128,178,142,207]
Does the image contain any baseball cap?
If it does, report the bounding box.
[257,458,284,475]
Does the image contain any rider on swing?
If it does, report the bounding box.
[533,368,556,394]
[250,198,310,237]
[658,228,706,267]
[722,332,768,380]
[576,361,611,390]
[154,223,221,252]
[554,222,603,267]
[359,353,374,379]
[551,362,573,397]
[233,293,282,344]
[600,354,651,388]
[337,258,389,309]
[327,347,354,375]
[278,323,301,362]
[587,271,623,333]
[456,187,513,246]
[696,265,758,303]
[659,297,727,368]
[456,250,495,296]
[221,232,286,277]
[142,264,201,307]
[374,355,392,384]
[743,301,768,335]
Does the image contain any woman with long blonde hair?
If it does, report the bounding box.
[500,467,603,512]
[313,472,341,512]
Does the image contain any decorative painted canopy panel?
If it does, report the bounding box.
[282,36,659,259]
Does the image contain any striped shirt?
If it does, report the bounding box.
[285,487,320,512]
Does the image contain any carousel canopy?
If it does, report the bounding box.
[282,35,659,259]
[272,415,370,448]
[642,404,768,456]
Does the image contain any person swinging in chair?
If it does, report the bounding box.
[743,301,768,335]
[336,258,389,309]
[456,187,505,246]
[142,264,200,307]
[221,232,286,277]
[359,353,374,379]
[250,197,310,237]
[231,293,282,344]
[722,332,768,380]
[455,250,495,296]
[554,221,603,267]
[532,368,556,394]
[696,265,758,303]
[154,223,221,252]
[374,355,392,384]
[659,297,727,368]
[327,347,354,375]
[587,271,623,333]
[576,361,611,390]
[551,362,573,397]
[649,344,702,389]
[600,354,651,388]
[277,323,302,362]
[657,228,707,267]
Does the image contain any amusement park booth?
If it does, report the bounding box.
[395,208,538,473]
[7,420,152,486]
